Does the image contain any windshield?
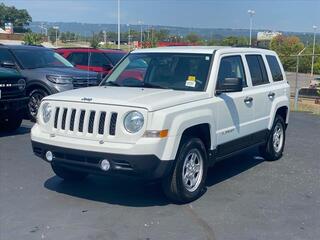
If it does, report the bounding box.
[102,53,212,91]
[12,49,74,69]
[105,52,126,65]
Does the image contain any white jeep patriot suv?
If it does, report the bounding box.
[31,46,290,203]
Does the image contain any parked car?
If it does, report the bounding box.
[0,45,101,121]
[56,48,126,76]
[310,77,320,89]
[0,67,28,131]
[31,47,290,203]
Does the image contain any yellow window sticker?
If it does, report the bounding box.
[188,76,196,81]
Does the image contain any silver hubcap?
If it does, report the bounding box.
[182,149,203,192]
[273,122,284,153]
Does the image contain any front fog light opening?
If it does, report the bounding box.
[45,151,54,162]
[100,159,111,171]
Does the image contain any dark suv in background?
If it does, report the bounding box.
[0,68,28,131]
[56,48,126,76]
[0,45,101,121]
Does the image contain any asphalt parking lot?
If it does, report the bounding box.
[0,112,319,240]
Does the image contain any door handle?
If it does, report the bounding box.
[268,92,275,98]
[244,96,253,103]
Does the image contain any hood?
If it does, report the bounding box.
[44,86,210,111]
[21,67,99,80]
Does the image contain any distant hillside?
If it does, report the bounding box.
[29,21,313,42]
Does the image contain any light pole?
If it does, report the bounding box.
[127,24,131,50]
[311,25,317,76]
[138,20,143,47]
[53,26,59,47]
[117,0,121,49]
[248,9,255,47]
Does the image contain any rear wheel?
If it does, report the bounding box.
[52,165,88,181]
[162,137,208,203]
[28,88,48,122]
[259,115,286,161]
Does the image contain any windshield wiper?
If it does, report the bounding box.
[105,81,121,87]
[141,82,169,89]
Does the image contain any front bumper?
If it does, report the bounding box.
[32,141,174,179]
[0,97,29,118]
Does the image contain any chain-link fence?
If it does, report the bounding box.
[282,54,320,110]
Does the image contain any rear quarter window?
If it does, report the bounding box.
[266,55,284,82]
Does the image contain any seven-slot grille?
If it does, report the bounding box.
[53,107,118,136]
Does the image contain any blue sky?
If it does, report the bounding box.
[2,0,320,32]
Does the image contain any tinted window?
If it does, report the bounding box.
[103,53,212,92]
[12,49,73,69]
[105,53,126,65]
[266,55,283,82]
[89,52,111,67]
[246,55,269,86]
[217,56,247,87]
[0,49,15,63]
[67,52,89,66]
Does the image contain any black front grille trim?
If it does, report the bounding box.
[78,110,85,132]
[98,112,106,135]
[54,107,60,129]
[109,112,118,136]
[88,111,96,134]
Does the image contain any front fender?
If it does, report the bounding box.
[161,108,216,160]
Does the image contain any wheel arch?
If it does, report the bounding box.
[268,100,289,130]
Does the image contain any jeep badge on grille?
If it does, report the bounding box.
[81,97,93,102]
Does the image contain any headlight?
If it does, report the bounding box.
[123,111,144,133]
[17,79,26,91]
[42,102,52,123]
[46,75,73,84]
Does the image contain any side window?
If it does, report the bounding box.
[89,52,111,67]
[217,55,247,87]
[266,55,284,82]
[67,52,89,66]
[245,55,269,86]
[0,49,15,63]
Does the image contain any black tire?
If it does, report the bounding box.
[162,137,208,203]
[28,88,48,122]
[52,165,88,181]
[0,116,23,131]
[259,115,286,161]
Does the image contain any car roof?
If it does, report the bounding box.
[0,44,50,51]
[56,47,125,53]
[132,46,277,55]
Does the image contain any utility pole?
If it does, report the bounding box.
[294,47,306,111]
[248,9,255,47]
[117,0,121,49]
[311,25,317,76]
[53,26,59,47]
[138,20,143,48]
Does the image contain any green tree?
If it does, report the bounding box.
[0,3,32,33]
[90,33,101,48]
[270,35,304,71]
[185,33,201,44]
[23,33,43,45]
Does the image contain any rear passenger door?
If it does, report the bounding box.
[216,54,256,154]
[245,54,273,132]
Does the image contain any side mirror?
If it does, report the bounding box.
[1,61,16,69]
[216,78,243,94]
[103,64,113,71]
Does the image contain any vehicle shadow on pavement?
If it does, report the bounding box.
[44,149,264,206]
[44,175,170,207]
[0,126,31,138]
[206,149,264,187]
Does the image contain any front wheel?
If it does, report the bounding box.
[28,88,48,122]
[52,165,88,181]
[162,138,208,203]
[259,115,286,161]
